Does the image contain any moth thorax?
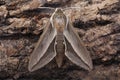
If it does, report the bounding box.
[53,14,67,32]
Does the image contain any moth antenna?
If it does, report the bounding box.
[37,7,55,10]
[63,7,82,11]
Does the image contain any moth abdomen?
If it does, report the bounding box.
[55,34,65,67]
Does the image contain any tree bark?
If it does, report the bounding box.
[0,0,120,80]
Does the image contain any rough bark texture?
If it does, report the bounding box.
[0,0,120,80]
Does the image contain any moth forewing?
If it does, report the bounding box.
[29,39,56,72]
[28,21,57,72]
[63,20,93,70]
[64,38,92,70]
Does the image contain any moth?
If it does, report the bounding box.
[28,8,93,72]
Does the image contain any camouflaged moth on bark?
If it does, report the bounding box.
[28,8,93,72]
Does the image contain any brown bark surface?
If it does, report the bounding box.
[0,0,120,80]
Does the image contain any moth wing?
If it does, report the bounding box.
[28,21,56,72]
[64,20,93,71]
[65,38,91,70]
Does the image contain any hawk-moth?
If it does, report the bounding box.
[28,8,93,72]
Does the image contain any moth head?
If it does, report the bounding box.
[50,8,68,31]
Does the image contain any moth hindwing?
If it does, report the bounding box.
[28,8,93,72]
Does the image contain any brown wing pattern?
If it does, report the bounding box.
[64,20,93,70]
[28,21,57,72]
